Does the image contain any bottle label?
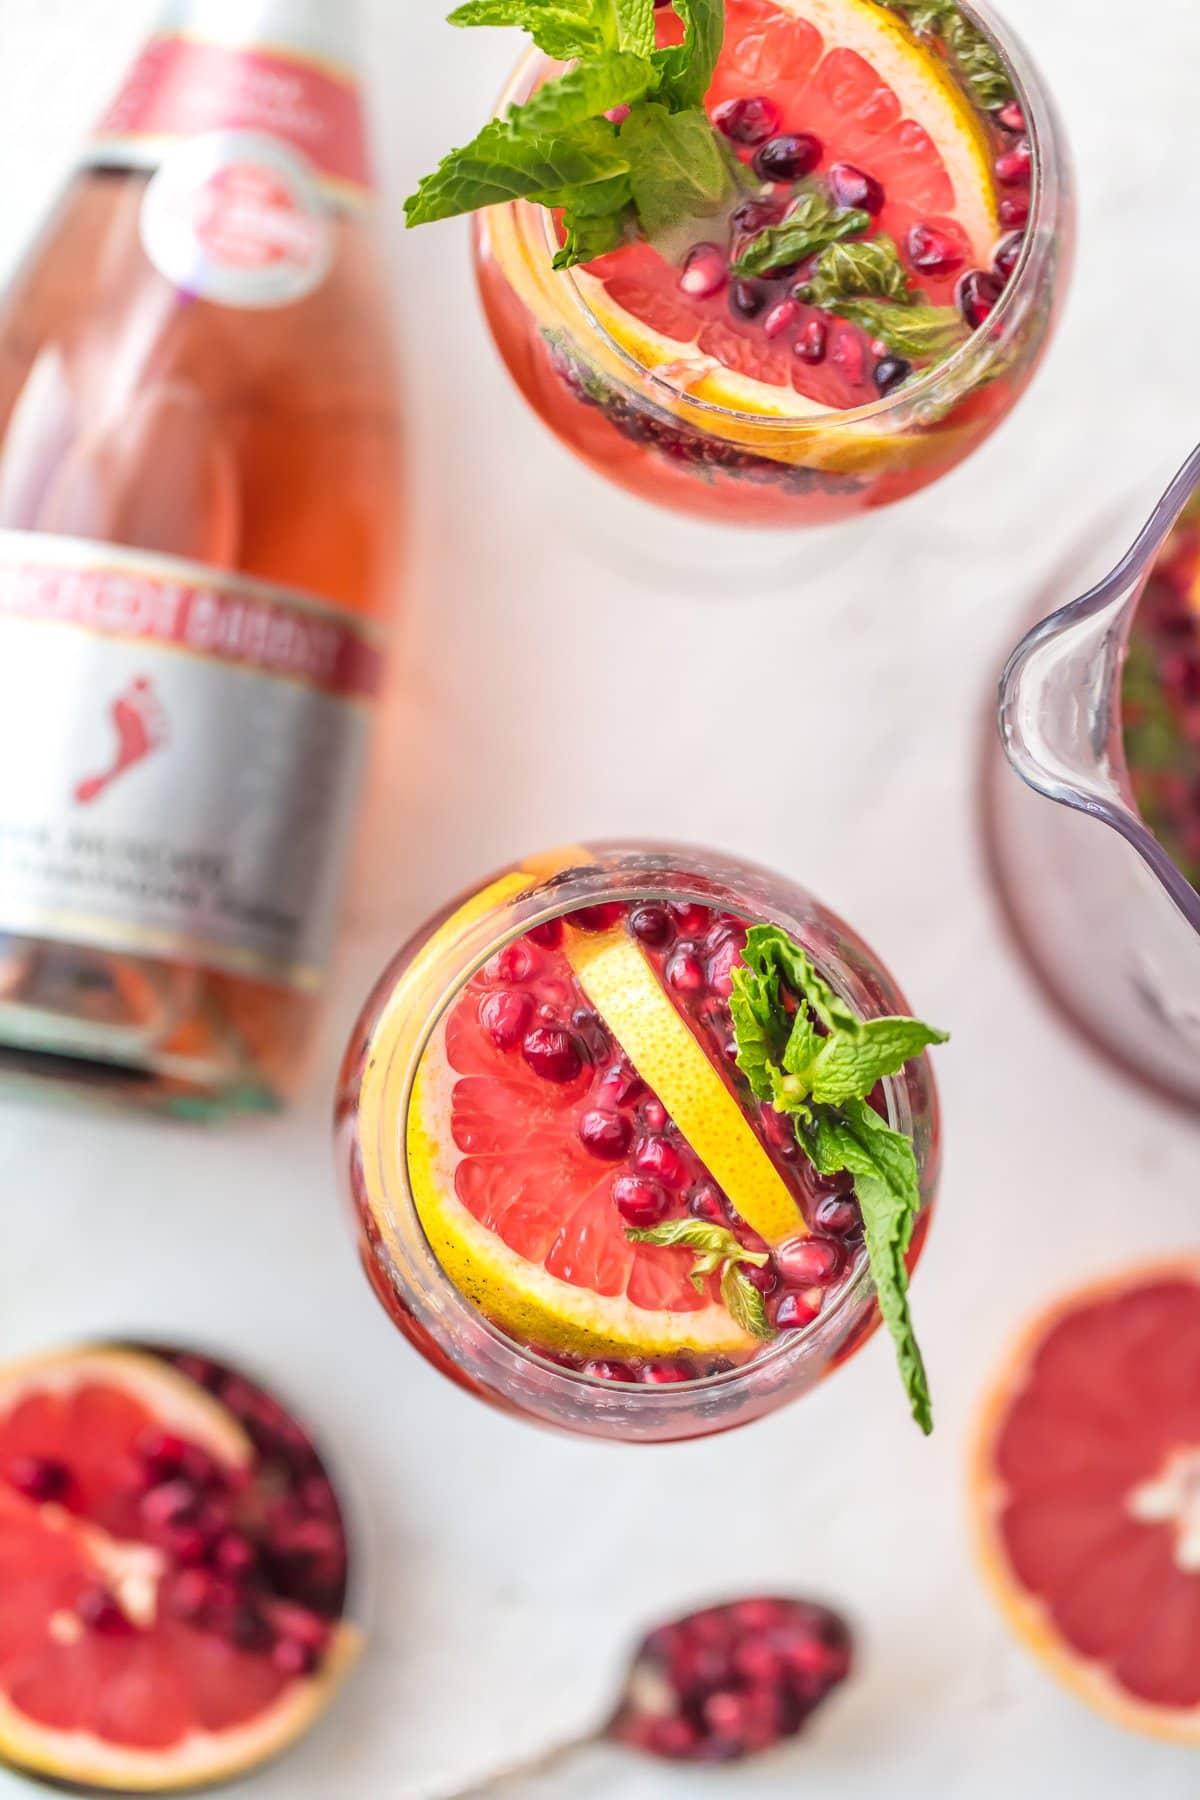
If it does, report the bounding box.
[0,530,383,991]
[88,30,372,207]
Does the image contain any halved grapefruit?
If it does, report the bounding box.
[0,1344,359,1791]
[971,1262,1200,1741]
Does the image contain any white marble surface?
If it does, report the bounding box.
[1,0,1200,1796]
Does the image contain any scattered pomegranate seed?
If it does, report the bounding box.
[995,100,1026,133]
[635,1135,687,1187]
[706,935,745,995]
[729,278,767,320]
[831,326,865,384]
[629,903,674,946]
[574,902,627,933]
[763,298,801,341]
[730,199,781,237]
[774,1236,844,1286]
[613,1175,668,1228]
[957,269,1003,328]
[167,1567,213,1622]
[479,989,534,1051]
[596,1060,644,1108]
[140,1478,198,1530]
[583,1359,636,1383]
[712,94,780,145]
[873,355,911,396]
[998,194,1030,229]
[791,318,827,364]
[679,243,728,300]
[992,230,1023,282]
[814,1194,860,1235]
[578,1109,633,1160]
[741,1261,778,1295]
[995,139,1031,185]
[639,1361,691,1384]
[906,221,966,276]
[666,948,705,992]
[827,162,884,214]
[486,941,536,984]
[670,902,711,934]
[7,1455,70,1502]
[773,1290,821,1331]
[272,1637,317,1676]
[214,1531,258,1579]
[689,1184,727,1223]
[133,1429,189,1484]
[526,918,563,949]
[77,1586,133,1635]
[753,132,822,181]
[521,1025,583,1083]
[640,1098,667,1131]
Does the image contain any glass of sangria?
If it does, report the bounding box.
[335,842,944,1443]
[415,0,1073,527]
[983,445,1200,1110]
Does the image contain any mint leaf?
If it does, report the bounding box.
[882,1,1014,107]
[404,116,628,225]
[808,1017,949,1106]
[721,1263,775,1340]
[834,298,967,361]
[448,0,605,59]
[804,233,911,306]
[653,0,724,109]
[614,0,656,56]
[621,102,735,242]
[626,1218,767,1266]
[514,53,658,136]
[806,1098,931,1433]
[730,194,869,277]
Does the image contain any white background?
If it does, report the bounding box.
[0,0,1199,1796]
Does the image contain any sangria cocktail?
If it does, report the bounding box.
[409,0,1071,526]
[336,844,944,1442]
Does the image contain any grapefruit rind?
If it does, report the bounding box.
[969,1259,1200,1745]
[406,1024,758,1359]
[0,1616,363,1794]
[565,926,806,1248]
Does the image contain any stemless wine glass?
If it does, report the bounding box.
[473,0,1073,529]
[983,444,1200,1110]
[335,841,941,1443]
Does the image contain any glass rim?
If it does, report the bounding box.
[355,843,938,1422]
[491,0,1067,435]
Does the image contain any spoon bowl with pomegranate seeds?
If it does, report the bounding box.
[0,1340,360,1791]
[985,443,1200,1111]
[337,841,944,1441]
[443,0,1073,526]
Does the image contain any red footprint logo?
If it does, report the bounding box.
[74,677,168,805]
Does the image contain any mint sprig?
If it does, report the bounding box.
[626,1219,772,1337]
[729,191,869,278]
[729,924,947,1433]
[407,0,735,267]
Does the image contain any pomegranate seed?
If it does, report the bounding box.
[753,132,822,181]
[641,1098,667,1131]
[995,100,1026,133]
[670,902,710,934]
[995,139,1031,185]
[689,1184,727,1223]
[730,199,780,236]
[273,1636,317,1676]
[134,1429,189,1483]
[521,1025,583,1083]
[231,1604,274,1652]
[180,1445,221,1489]
[827,162,884,214]
[571,1005,608,1062]
[831,327,865,384]
[706,936,744,996]
[479,989,533,1051]
[271,1602,330,1650]
[774,1235,844,1286]
[169,1523,213,1566]
[906,221,965,276]
[167,1568,213,1622]
[573,902,626,932]
[640,1361,691,1384]
[7,1456,70,1502]
[629,903,674,946]
[613,1175,668,1227]
[485,941,536,983]
[596,1060,644,1108]
[666,948,705,992]
[679,243,728,300]
[741,1261,778,1295]
[814,1194,860,1235]
[873,355,911,396]
[646,1716,701,1756]
[763,298,800,340]
[635,1135,686,1187]
[729,278,767,320]
[998,194,1029,229]
[774,1290,822,1330]
[957,269,1002,328]
[583,1359,636,1383]
[140,1478,197,1530]
[578,1108,632,1160]
[712,94,779,145]
[77,1586,132,1635]
[992,230,1023,282]
[526,917,563,949]
[793,318,827,363]
[214,1531,258,1579]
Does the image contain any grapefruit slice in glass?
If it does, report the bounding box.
[971,1262,1200,1741]
[0,1344,359,1792]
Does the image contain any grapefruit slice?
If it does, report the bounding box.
[573,0,1000,419]
[971,1262,1200,1741]
[0,1344,358,1791]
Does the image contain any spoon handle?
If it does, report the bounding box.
[422,1727,606,1798]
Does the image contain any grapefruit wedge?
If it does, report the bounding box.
[971,1262,1200,1741]
[0,1345,358,1792]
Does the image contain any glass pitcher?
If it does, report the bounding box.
[983,444,1200,1110]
